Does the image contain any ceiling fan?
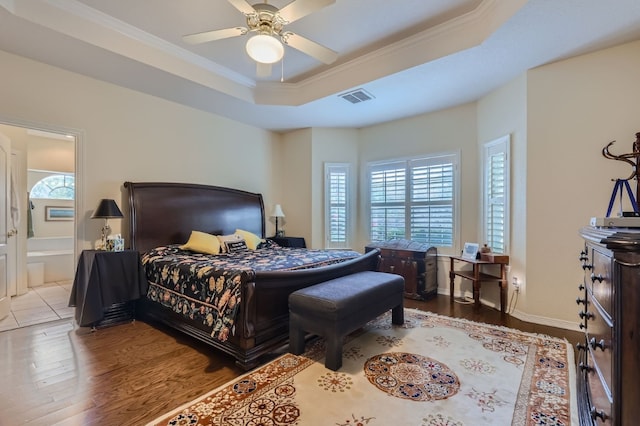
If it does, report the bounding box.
[183,0,338,76]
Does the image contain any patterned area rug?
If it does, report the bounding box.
[147,309,577,425]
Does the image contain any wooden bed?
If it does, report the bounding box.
[124,181,379,369]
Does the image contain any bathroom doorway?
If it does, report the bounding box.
[0,123,76,331]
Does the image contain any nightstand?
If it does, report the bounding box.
[268,236,306,248]
[68,249,148,328]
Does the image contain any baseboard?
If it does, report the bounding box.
[436,287,581,333]
[508,309,581,333]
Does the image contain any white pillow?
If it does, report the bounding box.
[234,228,264,250]
[217,233,244,253]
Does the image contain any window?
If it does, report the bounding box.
[325,163,350,248]
[369,153,459,247]
[30,174,75,200]
[483,135,510,254]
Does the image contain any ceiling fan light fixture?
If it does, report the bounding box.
[246,34,284,64]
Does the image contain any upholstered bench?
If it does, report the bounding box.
[288,271,405,371]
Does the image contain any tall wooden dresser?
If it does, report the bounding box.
[577,227,640,425]
[364,239,437,300]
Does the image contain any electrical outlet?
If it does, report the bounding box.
[512,276,520,292]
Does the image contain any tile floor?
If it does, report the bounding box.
[0,281,74,332]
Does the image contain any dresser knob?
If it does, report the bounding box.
[578,311,595,320]
[589,337,607,351]
[590,407,607,421]
[576,342,586,351]
[578,283,585,291]
[578,362,592,373]
[579,323,586,329]
[576,297,587,305]
[590,273,604,283]
[582,263,593,271]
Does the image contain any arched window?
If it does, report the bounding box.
[30,174,75,200]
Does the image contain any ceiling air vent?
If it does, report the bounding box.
[339,88,375,104]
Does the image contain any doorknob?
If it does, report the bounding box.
[7,228,17,237]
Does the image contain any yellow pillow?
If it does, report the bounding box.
[180,231,221,255]
[235,229,264,250]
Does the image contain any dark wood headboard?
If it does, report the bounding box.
[124,182,265,253]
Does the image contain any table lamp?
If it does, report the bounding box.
[91,199,123,249]
[271,204,285,237]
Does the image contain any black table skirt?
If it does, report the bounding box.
[68,250,148,327]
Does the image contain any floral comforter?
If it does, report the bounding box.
[141,244,361,341]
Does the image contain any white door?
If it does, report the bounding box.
[0,132,14,320]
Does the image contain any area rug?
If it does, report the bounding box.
[147,309,577,425]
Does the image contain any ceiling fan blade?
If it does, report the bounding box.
[183,27,247,44]
[277,0,335,23]
[227,0,256,15]
[283,32,337,64]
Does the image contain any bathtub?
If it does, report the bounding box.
[27,237,75,286]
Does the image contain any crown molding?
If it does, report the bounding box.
[254,0,528,106]
[1,0,527,107]
[0,0,257,100]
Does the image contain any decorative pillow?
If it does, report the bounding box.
[225,240,249,253]
[257,239,279,249]
[180,230,221,255]
[234,228,264,250]
[217,233,244,253]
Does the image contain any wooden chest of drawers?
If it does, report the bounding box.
[365,239,437,300]
[577,227,640,425]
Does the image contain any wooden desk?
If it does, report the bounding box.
[449,255,509,313]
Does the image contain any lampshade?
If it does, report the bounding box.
[246,34,284,64]
[91,199,123,219]
[271,204,285,218]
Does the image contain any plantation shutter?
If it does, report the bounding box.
[325,163,350,248]
[483,136,509,254]
[369,154,456,247]
[370,161,406,242]
[409,156,454,246]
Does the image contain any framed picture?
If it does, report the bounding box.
[462,242,479,260]
[45,206,74,221]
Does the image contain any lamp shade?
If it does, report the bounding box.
[246,34,284,64]
[91,199,123,219]
[271,204,285,218]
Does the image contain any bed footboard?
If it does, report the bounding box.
[138,248,380,370]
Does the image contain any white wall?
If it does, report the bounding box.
[477,74,528,316]
[524,39,640,326]
[279,128,359,249]
[2,37,640,330]
[310,128,359,249]
[0,50,280,252]
[357,103,478,294]
[357,103,479,255]
[280,129,313,243]
[27,136,74,173]
[354,39,640,329]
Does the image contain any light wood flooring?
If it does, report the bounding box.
[0,295,582,426]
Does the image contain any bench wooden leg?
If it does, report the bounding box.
[392,304,404,325]
[289,325,306,355]
[325,335,343,371]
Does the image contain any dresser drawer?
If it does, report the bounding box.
[585,292,613,396]
[590,247,613,319]
[586,349,613,425]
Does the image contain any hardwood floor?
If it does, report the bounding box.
[0,295,582,426]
